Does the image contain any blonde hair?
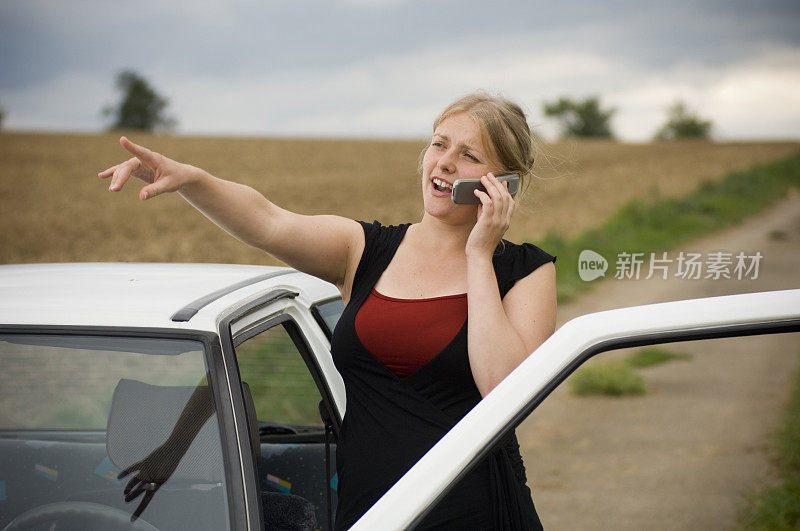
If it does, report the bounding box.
[430,92,535,194]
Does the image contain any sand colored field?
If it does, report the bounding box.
[0,131,797,264]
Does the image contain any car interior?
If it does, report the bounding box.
[0,332,337,530]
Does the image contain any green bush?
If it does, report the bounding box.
[626,348,692,369]
[738,353,800,529]
[739,476,800,530]
[570,360,647,397]
[654,101,712,141]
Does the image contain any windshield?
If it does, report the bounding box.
[0,333,231,530]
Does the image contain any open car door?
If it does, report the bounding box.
[353,288,800,529]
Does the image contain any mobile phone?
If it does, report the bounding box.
[451,173,520,204]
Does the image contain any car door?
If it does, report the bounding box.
[0,327,234,530]
[352,289,800,529]
[220,288,343,530]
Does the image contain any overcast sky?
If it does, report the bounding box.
[1,0,798,141]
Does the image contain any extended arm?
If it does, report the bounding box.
[99,137,364,299]
[176,170,363,292]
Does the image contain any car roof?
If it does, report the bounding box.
[0,263,340,332]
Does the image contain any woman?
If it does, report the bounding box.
[100,92,556,529]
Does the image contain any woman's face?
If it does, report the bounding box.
[421,112,497,223]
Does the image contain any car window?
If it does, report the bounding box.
[236,323,324,426]
[0,333,231,530]
[234,321,337,529]
[312,297,345,339]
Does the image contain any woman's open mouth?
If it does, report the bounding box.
[431,178,453,194]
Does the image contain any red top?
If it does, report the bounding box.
[354,289,468,377]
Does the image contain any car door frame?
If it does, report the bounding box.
[218,289,344,530]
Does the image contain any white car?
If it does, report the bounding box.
[0,263,798,530]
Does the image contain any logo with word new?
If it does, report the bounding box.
[578,250,608,281]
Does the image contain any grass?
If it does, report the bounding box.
[570,360,647,397]
[538,152,800,302]
[570,347,691,397]
[738,353,800,530]
[626,347,692,369]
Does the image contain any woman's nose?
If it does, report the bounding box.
[437,149,456,174]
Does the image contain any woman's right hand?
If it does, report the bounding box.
[99,137,200,201]
[98,136,365,298]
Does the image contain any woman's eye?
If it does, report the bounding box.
[431,141,445,149]
[464,153,480,162]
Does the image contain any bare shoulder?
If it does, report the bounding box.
[504,261,556,308]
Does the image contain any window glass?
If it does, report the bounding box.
[236,323,323,426]
[0,334,230,530]
[313,297,345,338]
[235,322,336,530]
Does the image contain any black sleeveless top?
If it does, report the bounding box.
[330,221,556,530]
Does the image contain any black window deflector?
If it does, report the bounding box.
[171,270,294,322]
[230,290,300,347]
[311,298,345,341]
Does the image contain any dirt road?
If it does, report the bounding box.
[517,194,800,529]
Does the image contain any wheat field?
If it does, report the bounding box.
[0,131,797,265]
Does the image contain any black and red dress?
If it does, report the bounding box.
[330,221,556,530]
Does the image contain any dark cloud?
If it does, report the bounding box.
[1,0,797,138]
[2,0,797,90]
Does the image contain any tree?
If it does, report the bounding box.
[103,70,176,131]
[0,106,5,129]
[543,96,616,138]
[654,101,712,141]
